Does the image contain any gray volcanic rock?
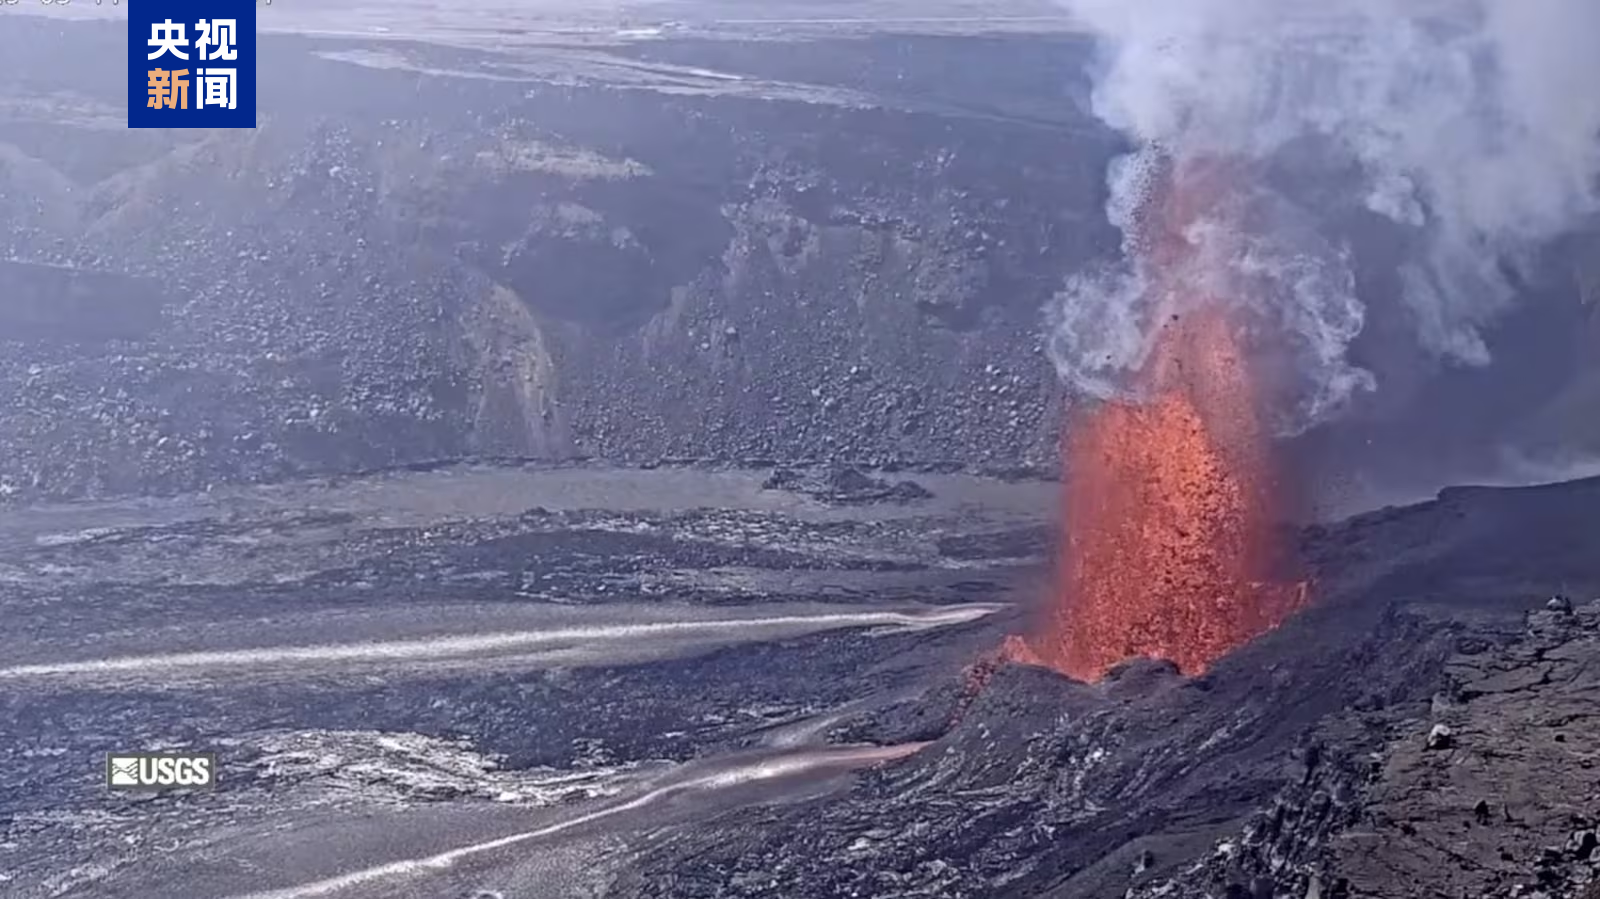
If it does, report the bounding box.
[1141,598,1600,899]
[616,476,1600,899]
[0,19,1113,504]
[761,465,936,505]
[0,463,1050,898]
[2,17,1594,511]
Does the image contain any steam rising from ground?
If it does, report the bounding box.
[1048,0,1600,433]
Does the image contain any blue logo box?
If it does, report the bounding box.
[128,0,257,128]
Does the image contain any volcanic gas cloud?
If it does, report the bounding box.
[1004,0,1600,682]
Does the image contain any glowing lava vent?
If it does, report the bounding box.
[1008,160,1308,681]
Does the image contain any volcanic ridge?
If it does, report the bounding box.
[623,475,1600,899]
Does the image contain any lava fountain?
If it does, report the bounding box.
[1007,159,1308,681]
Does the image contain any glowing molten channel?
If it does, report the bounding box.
[1007,164,1307,681]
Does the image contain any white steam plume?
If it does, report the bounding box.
[1047,0,1600,434]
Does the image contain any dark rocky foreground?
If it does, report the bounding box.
[0,463,1048,898]
[6,465,1597,899]
[618,476,1600,899]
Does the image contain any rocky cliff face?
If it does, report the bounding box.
[1,17,1595,506]
[0,20,1117,502]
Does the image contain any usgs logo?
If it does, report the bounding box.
[106,752,217,791]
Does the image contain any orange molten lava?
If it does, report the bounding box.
[1009,163,1307,681]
